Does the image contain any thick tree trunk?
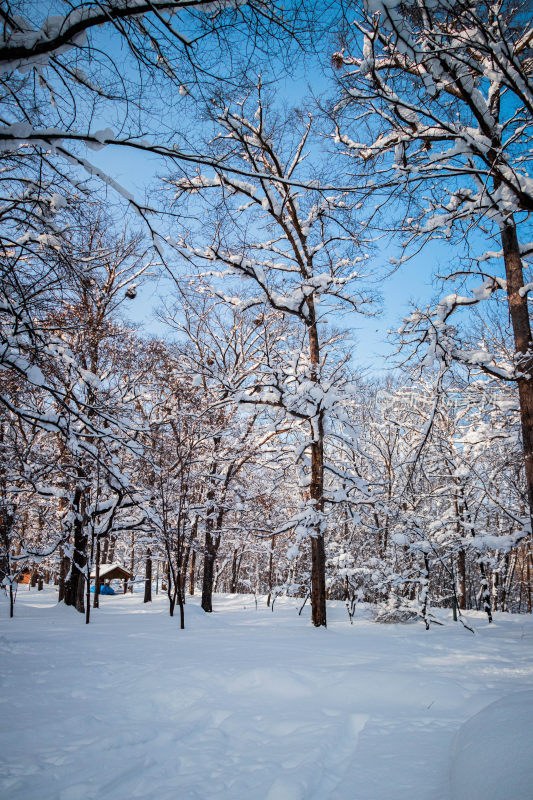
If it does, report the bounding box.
[67,536,87,613]
[63,488,87,614]
[179,537,192,602]
[310,531,326,626]
[309,421,327,627]
[307,311,327,628]
[177,583,185,630]
[502,222,533,522]
[478,557,493,623]
[93,536,101,609]
[189,549,196,595]
[180,544,190,596]
[421,552,430,630]
[266,534,276,607]
[201,531,216,613]
[457,548,467,610]
[129,532,135,593]
[144,546,152,603]
[85,531,95,625]
[454,490,467,609]
[167,579,175,617]
[201,507,222,612]
[187,516,198,596]
[230,547,243,594]
[0,505,13,590]
[101,534,109,565]
[526,553,533,614]
[58,546,69,602]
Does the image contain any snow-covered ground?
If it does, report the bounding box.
[1,588,532,800]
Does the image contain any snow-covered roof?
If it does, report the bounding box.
[90,563,131,580]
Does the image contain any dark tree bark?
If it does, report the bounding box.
[527,551,532,614]
[230,546,245,594]
[68,539,87,613]
[501,221,533,529]
[58,546,69,603]
[457,548,467,610]
[201,487,222,612]
[189,549,196,596]
[9,582,14,618]
[63,484,88,613]
[129,531,135,593]
[0,503,13,591]
[93,535,101,609]
[308,313,327,628]
[201,530,217,613]
[144,544,152,603]
[266,534,277,607]
[478,557,493,623]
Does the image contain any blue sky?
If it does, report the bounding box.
[90,134,453,373]
[85,39,493,376]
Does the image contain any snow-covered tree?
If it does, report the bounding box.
[333,0,533,527]
[170,86,375,625]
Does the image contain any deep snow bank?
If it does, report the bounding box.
[450,691,533,800]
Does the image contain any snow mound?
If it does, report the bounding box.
[450,691,533,800]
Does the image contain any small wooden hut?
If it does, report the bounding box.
[90,563,132,594]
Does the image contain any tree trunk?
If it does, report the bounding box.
[230,547,244,594]
[129,531,135,593]
[266,534,276,607]
[58,546,69,603]
[63,488,87,614]
[307,311,327,628]
[201,507,222,613]
[168,579,175,617]
[108,534,116,564]
[176,582,185,629]
[527,550,532,614]
[101,533,109,565]
[179,539,192,602]
[501,221,533,526]
[478,557,493,623]
[144,546,152,603]
[85,531,95,625]
[93,535,101,609]
[421,552,430,630]
[310,531,326,627]
[457,548,466,610]
[309,416,327,627]
[201,531,216,613]
[189,549,196,595]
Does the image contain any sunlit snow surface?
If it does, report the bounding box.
[1,589,533,800]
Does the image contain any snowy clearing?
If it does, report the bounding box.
[1,588,533,800]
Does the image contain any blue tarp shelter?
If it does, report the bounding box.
[90,584,115,595]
